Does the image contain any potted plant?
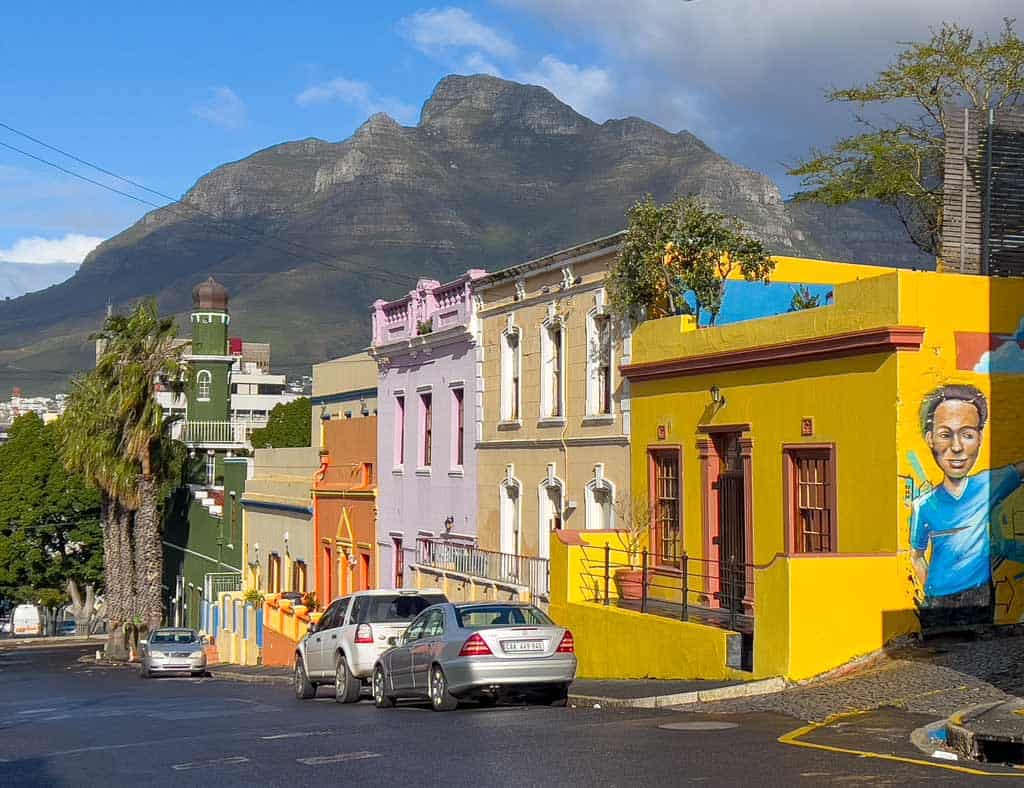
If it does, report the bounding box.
[612,496,653,600]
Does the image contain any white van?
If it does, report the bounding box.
[12,604,42,636]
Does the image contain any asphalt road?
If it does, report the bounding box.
[0,645,977,787]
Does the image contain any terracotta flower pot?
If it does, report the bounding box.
[614,568,644,600]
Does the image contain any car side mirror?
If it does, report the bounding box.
[307,623,317,635]
[387,636,398,647]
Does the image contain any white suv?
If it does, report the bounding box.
[294,589,447,702]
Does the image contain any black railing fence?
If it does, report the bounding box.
[578,543,754,632]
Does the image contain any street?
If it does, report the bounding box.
[0,645,980,787]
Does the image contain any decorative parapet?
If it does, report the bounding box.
[371,269,487,348]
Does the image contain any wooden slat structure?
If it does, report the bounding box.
[942,107,1024,277]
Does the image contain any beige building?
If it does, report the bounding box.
[475,233,630,560]
[241,446,320,594]
[310,351,378,444]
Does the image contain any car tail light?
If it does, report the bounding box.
[459,633,493,657]
[355,624,373,644]
[556,631,574,654]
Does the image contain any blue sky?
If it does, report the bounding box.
[0,1,1016,266]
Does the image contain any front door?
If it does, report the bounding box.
[391,612,427,690]
[714,433,746,612]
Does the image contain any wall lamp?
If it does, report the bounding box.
[444,515,455,533]
[710,384,726,408]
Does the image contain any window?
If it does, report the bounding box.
[585,477,615,530]
[196,369,212,401]
[395,394,405,466]
[352,593,445,624]
[292,560,307,593]
[393,537,404,588]
[267,552,282,593]
[541,319,564,418]
[785,447,837,553]
[455,604,553,628]
[538,474,563,560]
[587,312,613,415]
[420,392,432,467]
[422,608,445,638]
[651,451,681,566]
[499,473,521,555]
[500,328,521,421]
[451,387,465,467]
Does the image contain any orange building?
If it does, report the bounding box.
[313,416,378,604]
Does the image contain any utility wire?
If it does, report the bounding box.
[0,124,417,290]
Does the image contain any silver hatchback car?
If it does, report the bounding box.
[140,628,207,678]
[372,602,576,711]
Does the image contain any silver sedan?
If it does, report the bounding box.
[140,628,207,678]
[372,602,576,711]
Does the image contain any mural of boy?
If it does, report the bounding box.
[910,384,1024,629]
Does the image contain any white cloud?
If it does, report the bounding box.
[0,233,104,264]
[463,51,504,78]
[501,0,1018,188]
[192,87,247,130]
[295,78,418,124]
[974,340,1024,375]
[398,7,517,58]
[518,56,614,120]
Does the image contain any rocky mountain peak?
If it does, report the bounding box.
[419,74,592,139]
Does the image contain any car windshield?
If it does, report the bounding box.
[357,595,446,623]
[454,605,553,629]
[151,630,198,644]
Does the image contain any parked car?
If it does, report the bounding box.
[139,628,207,678]
[371,601,576,711]
[294,589,447,702]
[58,619,78,636]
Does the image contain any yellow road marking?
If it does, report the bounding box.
[778,709,1024,778]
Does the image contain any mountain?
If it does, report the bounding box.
[0,262,78,300]
[0,74,932,395]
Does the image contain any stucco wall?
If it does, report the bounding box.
[310,351,378,441]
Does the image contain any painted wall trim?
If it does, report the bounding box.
[310,387,378,407]
[621,326,926,381]
[240,499,313,516]
[477,435,630,449]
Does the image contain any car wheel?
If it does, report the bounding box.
[294,657,316,700]
[372,665,395,708]
[429,665,458,712]
[544,684,569,707]
[335,656,361,704]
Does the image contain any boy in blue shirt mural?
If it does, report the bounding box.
[910,385,1024,630]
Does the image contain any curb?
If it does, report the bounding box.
[209,668,292,685]
[0,636,105,650]
[569,677,787,710]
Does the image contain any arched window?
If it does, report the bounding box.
[585,466,616,531]
[196,369,212,401]
[540,312,565,419]
[499,465,521,556]
[500,325,521,422]
[538,465,564,560]
[586,304,614,416]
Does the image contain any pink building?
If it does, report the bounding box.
[371,270,486,588]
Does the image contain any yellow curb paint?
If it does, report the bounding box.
[778,710,1024,778]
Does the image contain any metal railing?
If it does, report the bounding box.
[204,571,242,599]
[415,537,550,601]
[177,420,248,445]
[579,543,755,632]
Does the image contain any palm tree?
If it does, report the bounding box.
[61,299,186,658]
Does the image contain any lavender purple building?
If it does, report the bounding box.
[371,270,486,589]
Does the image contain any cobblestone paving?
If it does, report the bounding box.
[674,633,1024,722]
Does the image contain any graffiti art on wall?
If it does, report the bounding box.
[909,384,1024,630]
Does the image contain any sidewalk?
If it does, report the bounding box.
[0,634,105,650]
[671,632,1024,721]
[209,663,292,685]
[569,677,785,709]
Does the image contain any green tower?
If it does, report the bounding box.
[187,277,233,423]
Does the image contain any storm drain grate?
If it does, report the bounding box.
[976,738,1024,766]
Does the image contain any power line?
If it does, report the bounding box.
[0,124,417,290]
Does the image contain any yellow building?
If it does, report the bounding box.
[474,234,630,564]
[551,259,1024,682]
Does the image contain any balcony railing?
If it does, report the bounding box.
[415,537,550,601]
[177,420,248,445]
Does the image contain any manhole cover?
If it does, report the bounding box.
[658,721,738,731]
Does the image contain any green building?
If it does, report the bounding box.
[163,278,251,629]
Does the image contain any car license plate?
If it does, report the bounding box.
[501,639,544,653]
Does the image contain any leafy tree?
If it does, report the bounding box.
[606,196,774,325]
[60,299,186,657]
[0,414,102,629]
[250,397,311,449]
[789,20,1024,256]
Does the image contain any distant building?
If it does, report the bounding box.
[309,351,377,443]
